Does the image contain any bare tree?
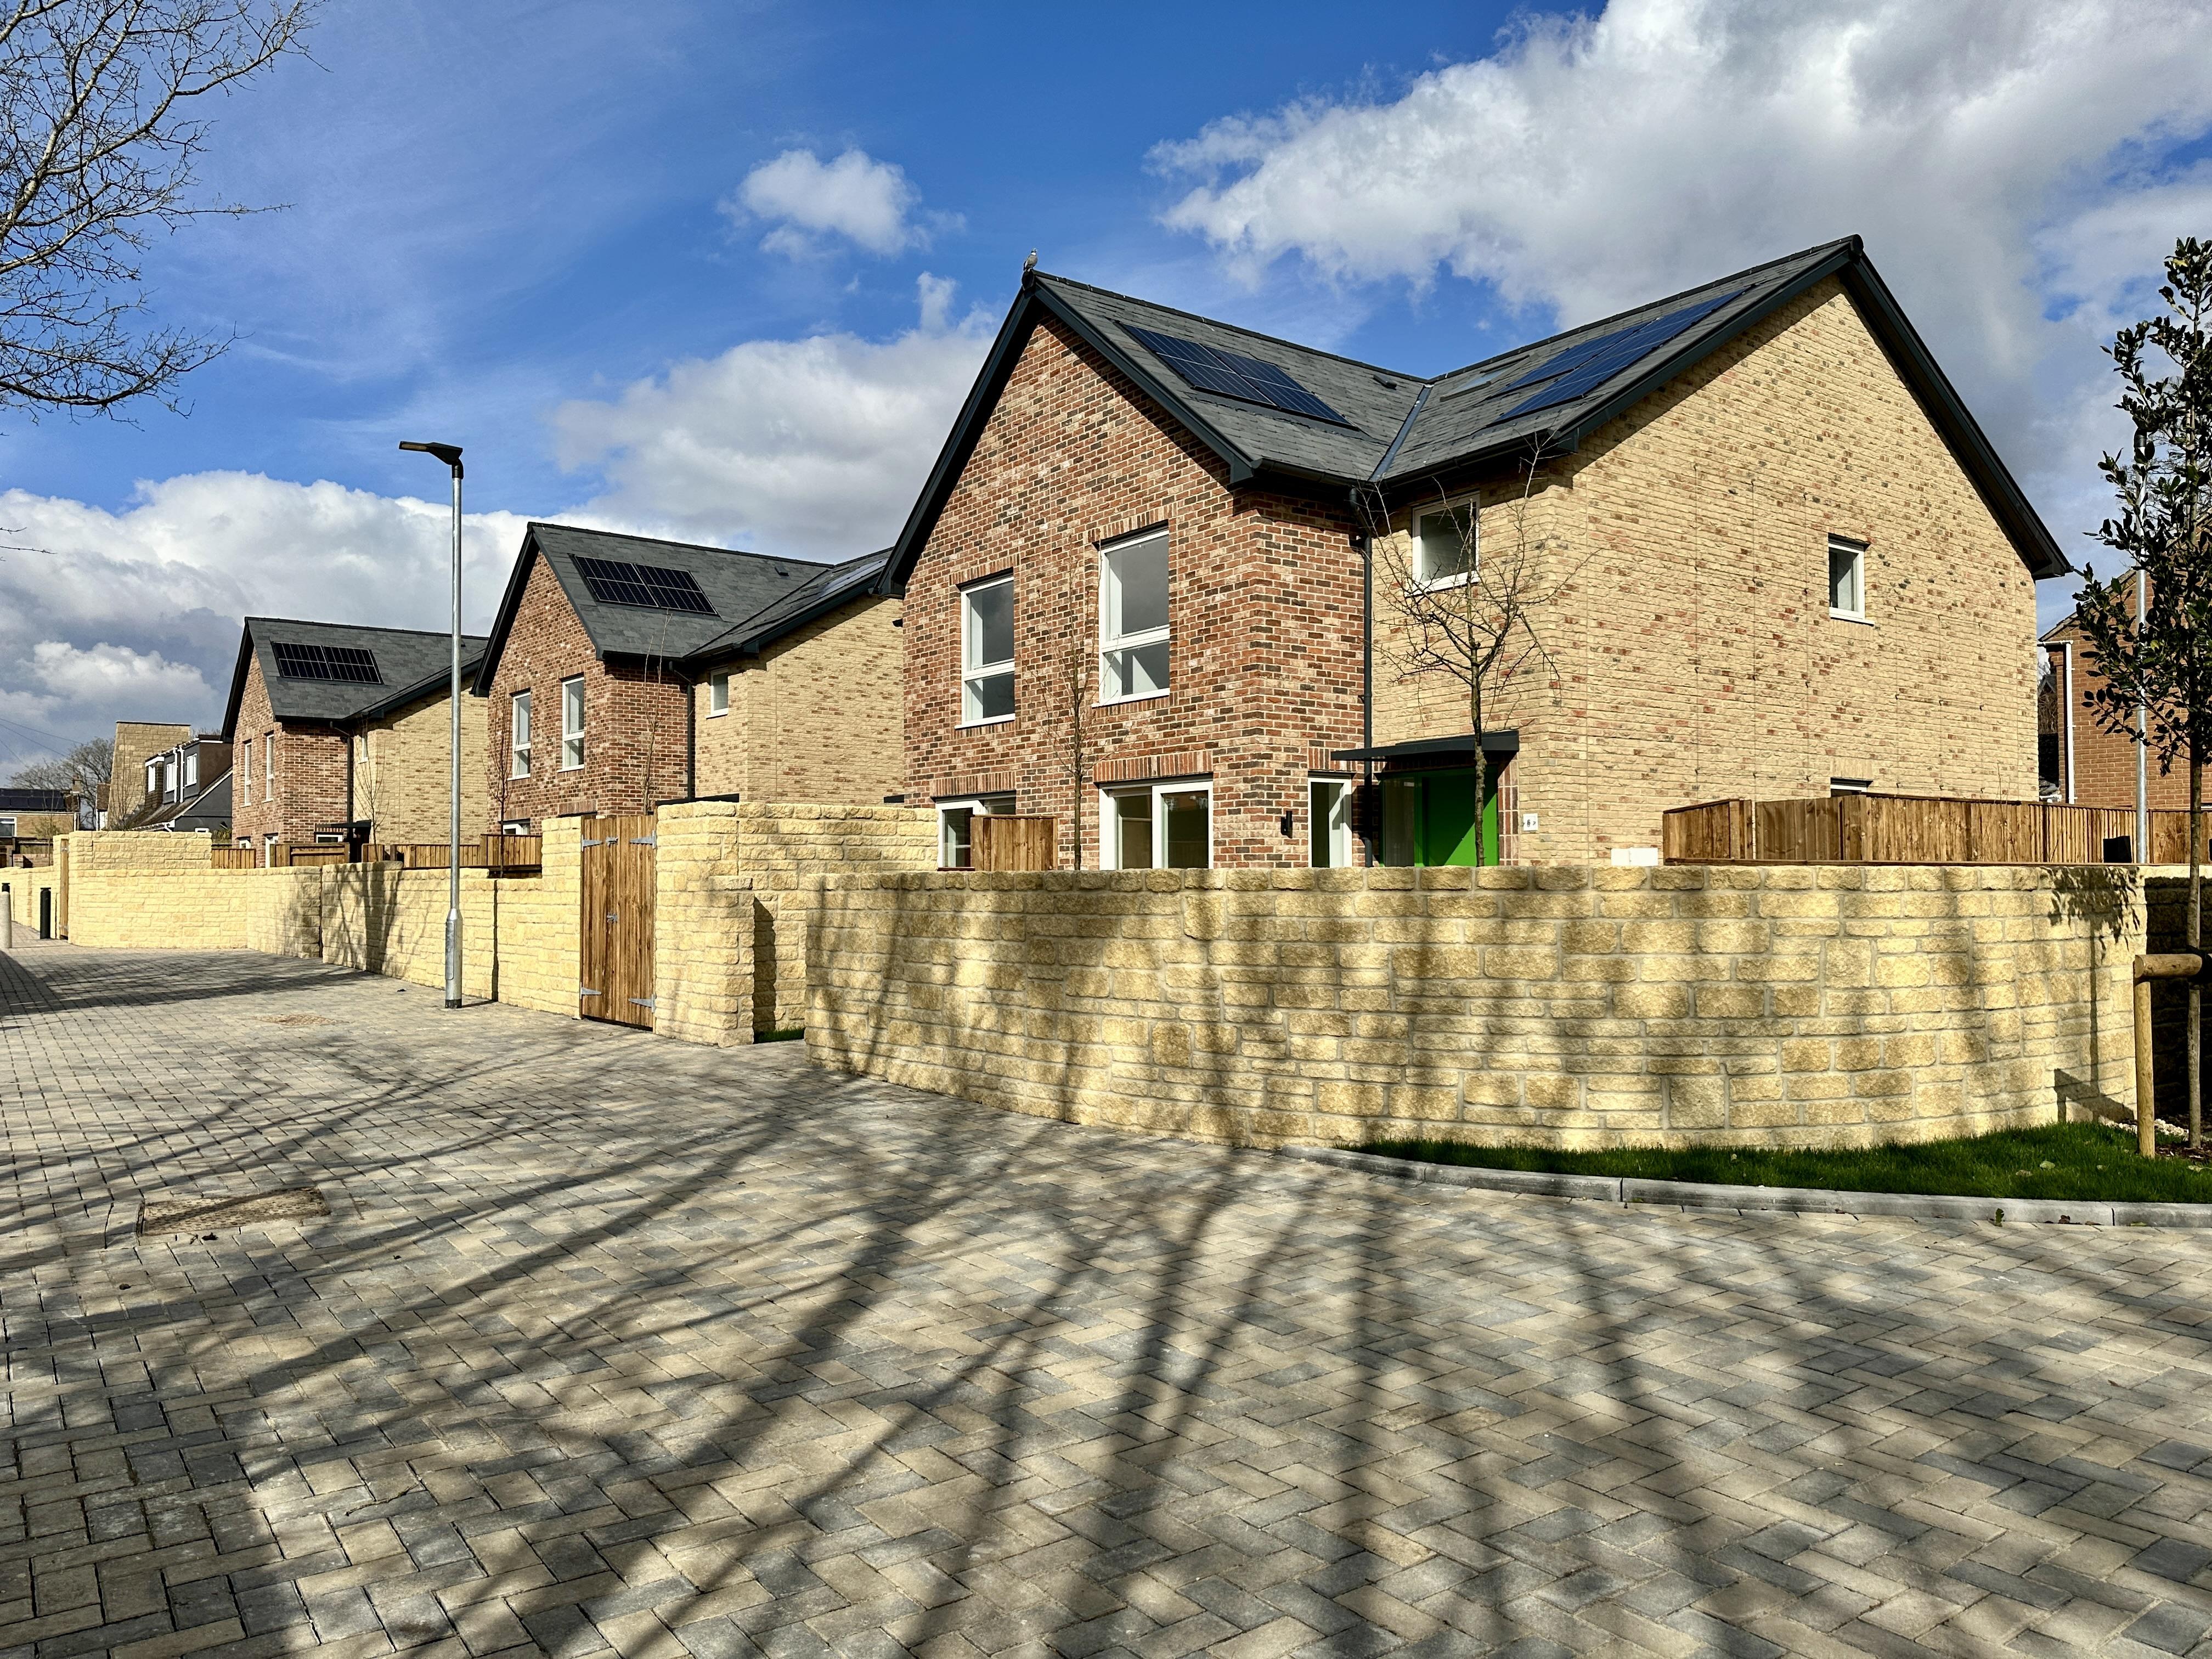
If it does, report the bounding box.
[1,0,315,419]
[10,734,111,824]
[1353,443,1575,866]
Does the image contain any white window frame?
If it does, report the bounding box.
[499,819,532,836]
[935,793,1014,870]
[239,738,250,797]
[959,574,1015,727]
[183,750,198,789]
[263,734,274,801]
[1097,780,1214,871]
[1412,498,1479,589]
[1097,529,1171,707]
[146,760,162,798]
[262,832,276,866]
[707,671,730,717]
[1310,776,1355,868]
[561,676,585,771]
[0,817,15,840]
[510,689,533,778]
[1829,534,1867,622]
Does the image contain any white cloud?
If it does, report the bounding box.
[0,474,534,767]
[731,147,956,258]
[1150,0,2212,607]
[550,279,992,556]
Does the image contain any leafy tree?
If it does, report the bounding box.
[2071,237,2212,1147]
[1,0,315,419]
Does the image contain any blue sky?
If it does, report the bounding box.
[4,0,2210,768]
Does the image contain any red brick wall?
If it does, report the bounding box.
[228,654,351,849]
[2044,622,2191,809]
[902,314,1367,868]
[485,551,692,830]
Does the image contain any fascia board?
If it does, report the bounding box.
[218,625,256,741]
[1833,258,2068,580]
[470,530,543,695]
[1553,243,1858,458]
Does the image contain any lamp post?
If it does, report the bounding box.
[399,439,465,1009]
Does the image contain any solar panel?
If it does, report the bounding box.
[272,642,382,682]
[1502,291,1742,420]
[573,556,717,615]
[1122,324,1350,426]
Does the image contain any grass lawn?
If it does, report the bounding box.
[1356,1120,2212,1205]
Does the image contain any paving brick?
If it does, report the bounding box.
[5,937,2212,1659]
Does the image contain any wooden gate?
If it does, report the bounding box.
[579,812,657,1028]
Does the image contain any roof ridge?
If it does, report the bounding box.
[1032,271,1423,382]
[247,616,490,640]
[1424,236,1859,384]
[529,520,833,568]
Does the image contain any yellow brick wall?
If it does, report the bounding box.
[653,802,754,1046]
[692,596,905,805]
[1372,277,2040,861]
[730,802,937,1034]
[350,686,492,844]
[4,864,62,932]
[809,864,2140,1151]
[109,722,192,823]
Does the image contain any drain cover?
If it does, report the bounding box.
[138,1187,329,1237]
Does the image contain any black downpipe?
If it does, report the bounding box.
[1359,528,1375,867]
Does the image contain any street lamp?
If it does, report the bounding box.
[399,439,465,1009]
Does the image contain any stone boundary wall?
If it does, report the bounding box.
[808,865,2144,1150]
[656,803,753,1046]
[731,803,936,1035]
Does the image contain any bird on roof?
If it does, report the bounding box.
[1023,249,1037,273]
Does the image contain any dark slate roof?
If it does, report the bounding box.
[0,788,70,812]
[473,523,834,693]
[884,235,2065,586]
[172,771,231,831]
[222,618,489,739]
[678,548,894,667]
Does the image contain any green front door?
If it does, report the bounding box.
[1415,768,1500,867]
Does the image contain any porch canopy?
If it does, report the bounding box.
[1329,731,1519,766]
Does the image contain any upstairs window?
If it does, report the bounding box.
[1413,500,1477,586]
[239,740,251,796]
[511,690,533,778]
[561,677,585,770]
[183,751,198,789]
[1829,534,1866,620]
[1099,531,1170,703]
[708,672,730,716]
[263,735,274,800]
[961,575,1014,725]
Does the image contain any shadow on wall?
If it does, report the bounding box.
[810,865,2146,1153]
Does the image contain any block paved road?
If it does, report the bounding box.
[7,941,2212,1659]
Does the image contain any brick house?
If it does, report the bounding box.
[471,523,900,828]
[136,733,233,833]
[222,618,490,859]
[2039,607,2190,811]
[881,235,2064,869]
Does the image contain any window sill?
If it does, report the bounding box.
[1096,691,1169,709]
[1409,571,1475,594]
[957,715,1015,730]
[1829,611,1874,627]
[559,763,585,774]
[704,709,728,719]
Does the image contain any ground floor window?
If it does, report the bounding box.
[313,832,345,845]
[500,819,532,836]
[1101,781,1211,870]
[1379,767,1499,867]
[938,793,1015,869]
[1309,778,1355,867]
[262,833,278,867]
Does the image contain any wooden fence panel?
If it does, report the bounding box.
[974,816,1058,872]
[210,847,258,870]
[1666,791,2212,865]
[1754,798,1839,862]
[1661,800,1747,862]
